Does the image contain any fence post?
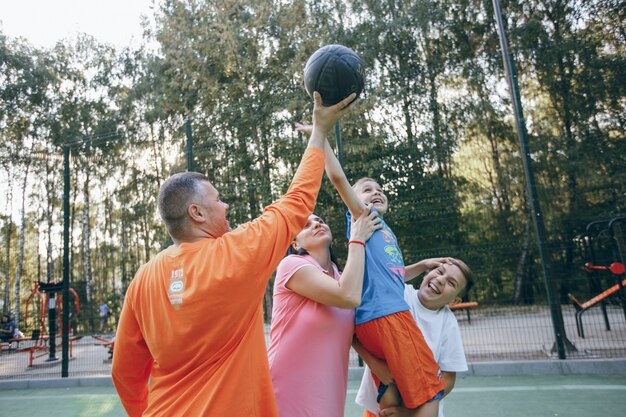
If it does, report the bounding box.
[62,145,70,377]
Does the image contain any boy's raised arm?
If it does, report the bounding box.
[295,122,366,217]
[323,138,367,217]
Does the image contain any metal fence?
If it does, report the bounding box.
[2,299,625,380]
[2,189,626,381]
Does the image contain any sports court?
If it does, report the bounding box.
[0,374,625,416]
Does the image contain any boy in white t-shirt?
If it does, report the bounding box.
[354,258,473,417]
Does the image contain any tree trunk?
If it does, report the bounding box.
[402,97,414,147]
[428,69,449,178]
[485,117,514,234]
[70,154,79,291]
[120,204,129,293]
[45,154,55,283]
[237,130,259,221]
[513,217,532,305]
[94,221,102,297]
[14,157,32,326]
[151,124,163,187]
[105,194,117,326]
[142,214,151,263]
[3,169,13,315]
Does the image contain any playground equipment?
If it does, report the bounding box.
[21,281,82,366]
[570,216,626,338]
[92,335,115,360]
[569,262,626,338]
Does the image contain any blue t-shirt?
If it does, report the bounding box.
[347,210,409,325]
[3,320,17,338]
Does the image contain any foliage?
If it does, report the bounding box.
[0,0,624,330]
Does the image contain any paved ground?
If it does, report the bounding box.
[0,336,113,380]
[0,374,625,416]
[440,374,626,417]
[457,304,626,361]
[2,304,624,380]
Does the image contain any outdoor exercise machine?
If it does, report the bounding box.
[568,262,626,338]
[92,335,115,360]
[569,216,626,338]
[21,281,82,366]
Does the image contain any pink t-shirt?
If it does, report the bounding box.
[267,254,355,417]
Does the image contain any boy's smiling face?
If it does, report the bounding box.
[418,263,467,310]
[355,180,388,215]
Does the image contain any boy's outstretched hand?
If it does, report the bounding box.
[295,122,313,135]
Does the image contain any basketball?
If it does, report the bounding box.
[303,44,364,106]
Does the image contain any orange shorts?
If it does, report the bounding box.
[363,410,376,417]
[356,310,444,409]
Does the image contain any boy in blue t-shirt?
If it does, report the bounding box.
[297,122,446,417]
[343,178,445,416]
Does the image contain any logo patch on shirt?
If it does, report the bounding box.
[168,268,184,307]
[169,280,184,293]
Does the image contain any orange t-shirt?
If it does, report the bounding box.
[112,148,325,417]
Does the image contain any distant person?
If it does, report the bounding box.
[99,302,110,332]
[111,92,357,417]
[355,258,473,417]
[268,210,381,417]
[0,314,17,342]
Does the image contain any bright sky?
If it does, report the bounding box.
[0,0,157,49]
[0,1,161,232]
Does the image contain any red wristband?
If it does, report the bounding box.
[348,240,366,247]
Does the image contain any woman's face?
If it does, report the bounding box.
[292,214,333,251]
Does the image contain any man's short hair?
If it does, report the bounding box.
[158,172,210,239]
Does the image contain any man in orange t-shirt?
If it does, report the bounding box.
[111,92,357,417]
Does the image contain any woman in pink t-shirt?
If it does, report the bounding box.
[267,209,381,417]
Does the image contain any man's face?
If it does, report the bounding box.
[355,180,388,215]
[418,263,466,310]
[194,181,231,238]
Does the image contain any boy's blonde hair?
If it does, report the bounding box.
[352,177,380,192]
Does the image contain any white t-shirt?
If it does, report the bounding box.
[355,285,468,417]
